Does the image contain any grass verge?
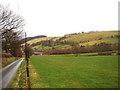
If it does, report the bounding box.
[9,59,26,88]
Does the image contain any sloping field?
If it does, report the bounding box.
[33,44,71,50]
[22,37,53,45]
[79,38,118,46]
[62,31,118,43]
[52,37,62,41]
[29,55,118,88]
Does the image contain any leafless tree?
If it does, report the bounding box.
[0,5,25,56]
[0,5,24,31]
[24,45,33,58]
[70,42,80,56]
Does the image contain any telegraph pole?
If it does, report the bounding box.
[25,33,31,89]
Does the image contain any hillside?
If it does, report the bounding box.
[22,31,119,51]
[62,31,118,43]
[21,35,47,44]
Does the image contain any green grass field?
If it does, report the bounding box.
[29,55,118,88]
[33,44,71,51]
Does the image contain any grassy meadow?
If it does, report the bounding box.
[29,55,118,88]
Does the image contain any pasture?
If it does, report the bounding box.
[29,55,118,88]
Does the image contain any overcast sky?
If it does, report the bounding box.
[0,0,119,37]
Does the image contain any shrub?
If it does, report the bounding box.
[2,53,13,58]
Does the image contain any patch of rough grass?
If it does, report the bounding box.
[29,63,49,88]
[2,57,18,68]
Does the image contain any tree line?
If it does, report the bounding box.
[43,43,120,55]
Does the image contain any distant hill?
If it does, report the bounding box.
[21,31,119,51]
[21,35,47,43]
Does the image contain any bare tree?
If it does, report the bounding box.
[24,45,33,58]
[70,42,80,56]
[0,5,25,56]
[0,5,24,31]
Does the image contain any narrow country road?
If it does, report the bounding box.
[0,58,24,89]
